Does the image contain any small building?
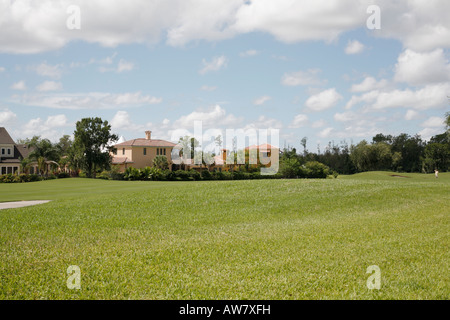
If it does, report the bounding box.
[0,127,38,175]
[111,130,176,172]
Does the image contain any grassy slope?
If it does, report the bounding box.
[0,173,448,299]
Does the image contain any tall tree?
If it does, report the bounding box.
[73,117,118,178]
[27,138,59,176]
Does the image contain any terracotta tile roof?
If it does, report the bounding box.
[114,138,176,147]
[0,127,15,144]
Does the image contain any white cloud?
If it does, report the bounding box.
[0,67,5,72]
[281,69,325,86]
[22,114,70,141]
[394,49,450,86]
[305,88,342,111]
[289,114,308,128]
[173,105,242,128]
[345,40,365,54]
[253,95,271,106]
[1,1,450,54]
[311,119,326,128]
[14,91,162,110]
[345,83,450,111]
[36,81,62,92]
[404,109,421,121]
[117,59,135,73]
[421,116,445,128]
[318,127,334,138]
[350,77,388,93]
[200,85,218,91]
[0,108,17,125]
[111,110,138,131]
[239,49,259,57]
[199,55,228,74]
[11,81,27,91]
[334,111,359,122]
[418,127,443,141]
[34,62,63,79]
[45,114,68,127]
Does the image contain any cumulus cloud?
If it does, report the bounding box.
[10,81,27,91]
[350,76,389,92]
[36,81,62,92]
[281,69,325,86]
[34,62,64,79]
[289,114,309,128]
[239,49,260,57]
[421,116,445,128]
[199,55,228,74]
[173,105,242,128]
[345,40,365,54]
[1,1,450,54]
[394,49,450,86]
[404,109,421,121]
[305,88,342,111]
[14,91,162,110]
[345,83,450,111]
[21,114,70,141]
[253,95,271,106]
[0,108,17,125]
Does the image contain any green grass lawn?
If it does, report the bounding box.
[0,172,449,299]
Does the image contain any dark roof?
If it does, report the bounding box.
[115,138,176,147]
[0,127,15,144]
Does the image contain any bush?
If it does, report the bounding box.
[124,167,142,181]
[189,170,201,181]
[280,158,301,178]
[201,170,212,180]
[57,172,70,179]
[97,171,111,180]
[301,161,330,179]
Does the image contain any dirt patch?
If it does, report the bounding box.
[389,174,410,178]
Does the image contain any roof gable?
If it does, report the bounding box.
[0,127,15,145]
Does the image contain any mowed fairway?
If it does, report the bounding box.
[0,172,449,299]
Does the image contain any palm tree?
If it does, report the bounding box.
[28,138,59,176]
[19,157,30,174]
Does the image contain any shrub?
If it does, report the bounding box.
[97,171,111,180]
[301,161,331,179]
[124,167,142,181]
[189,170,201,181]
[201,170,212,180]
[57,172,70,179]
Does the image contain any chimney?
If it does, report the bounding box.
[145,130,152,140]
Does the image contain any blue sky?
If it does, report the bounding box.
[0,0,449,152]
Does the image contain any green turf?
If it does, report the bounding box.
[0,173,449,299]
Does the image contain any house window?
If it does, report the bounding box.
[1,167,5,175]
[163,148,166,155]
[122,148,125,155]
[1,148,4,155]
[143,148,147,155]
[30,167,35,174]
[7,148,11,155]
[7,167,12,174]
[157,148,159,156]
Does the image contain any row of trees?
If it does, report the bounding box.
[14,112,450,179]
[281,112,450,174]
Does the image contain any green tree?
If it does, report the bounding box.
[27,138,59,176]
[153,155,169,170]
[73,117,118,178]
